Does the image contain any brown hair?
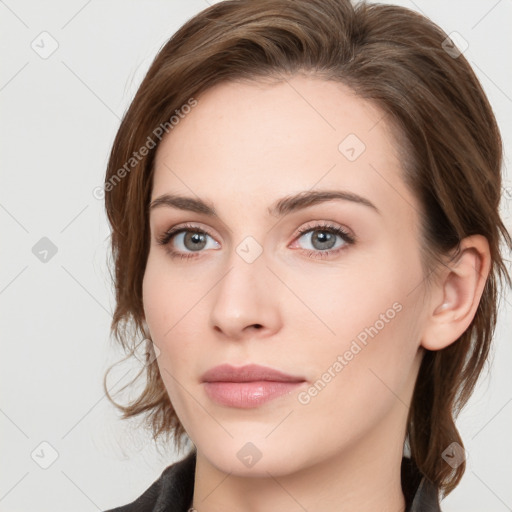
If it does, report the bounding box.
[103,0,511,497]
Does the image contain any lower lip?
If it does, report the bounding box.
[203,381,305,408]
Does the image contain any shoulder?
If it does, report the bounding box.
[103,449,196,512]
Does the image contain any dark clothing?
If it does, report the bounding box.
[104,450,442,511]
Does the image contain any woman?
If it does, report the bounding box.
[102,0,511,510]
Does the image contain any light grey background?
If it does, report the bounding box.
[1,1,511,511]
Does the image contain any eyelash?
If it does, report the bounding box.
[156,221,356,261]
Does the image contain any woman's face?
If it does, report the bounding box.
[143,75,428,475]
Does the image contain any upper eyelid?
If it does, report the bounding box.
[296,220,354,235]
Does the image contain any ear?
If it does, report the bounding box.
[421,235,491,351]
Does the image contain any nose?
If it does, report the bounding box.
[209,247,282,341]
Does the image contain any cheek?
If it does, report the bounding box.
[142,261,195,413]
[142,253,209,385]
[142,258,211,437]
[294,293,421,449]
[292,251,423,399]
[142,252,203,338]
[279,256,403,344]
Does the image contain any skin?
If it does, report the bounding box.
[142,74,490,512]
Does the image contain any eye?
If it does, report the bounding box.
[156,221,355,261]
[156,223,220,260]
[291,222,355,259]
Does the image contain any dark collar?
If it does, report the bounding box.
[104,449,442,512]
[401,455,442,511]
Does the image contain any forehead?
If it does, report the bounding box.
[151,76,416,226]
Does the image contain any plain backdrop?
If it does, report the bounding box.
[1,1,511,511]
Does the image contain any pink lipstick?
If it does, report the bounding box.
[201,363,306,408]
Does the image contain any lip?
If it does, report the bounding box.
[201,364,307,409]
[201,363,305,383]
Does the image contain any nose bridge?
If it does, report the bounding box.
[219,220,269,289]
[209,233,281,338]
[216,233,268,309]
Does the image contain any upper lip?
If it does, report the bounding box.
[201,364,306,383]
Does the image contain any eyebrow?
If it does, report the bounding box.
[149,189,380,217]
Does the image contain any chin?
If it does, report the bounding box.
[194,435,317,478]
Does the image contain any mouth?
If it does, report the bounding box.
[203,380,306,408]
[201,363,307,408]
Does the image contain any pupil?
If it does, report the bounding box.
[186,232,206,251]
[313,231,335,249]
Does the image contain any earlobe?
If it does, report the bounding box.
[421,235,491,351]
